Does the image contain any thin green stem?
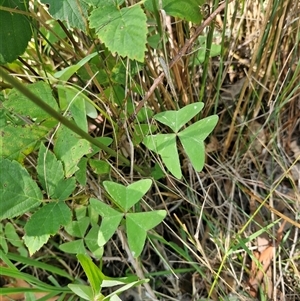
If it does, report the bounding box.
[0,68,146,176]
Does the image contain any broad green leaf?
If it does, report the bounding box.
[144,0,204,23]
[37,144,76,200]
[89,198,123,246]
[4,223,23,248]
[69,94,88,132]
[0,124,48,162]
[89,159,111,175]
[98,215,123,247]
[178,115,218,171]
[89,5,147,62]
[88,137,113,157]
[23,234,50,256]
[37,143,64,197]
[68,284,94,301]
[85,226,104,259]
[75,206,87,220]
[57,85,93,132]
[77,253,105,295]
[4,82,59,122]
[126,210,167,257]
[103,179,152,212]
[40,0,89,31]
[0,0,32,64]
[195,36,222,64]
[0,159,42,220]
[53,177,76,201]
[65,217,90,238]
[59,239,86,254]
[25,202,72,236]
[54,125,92,177]
[143,134,181,179]
[153,102,204,133]
[54,52,98,81]
[75,158,88,186]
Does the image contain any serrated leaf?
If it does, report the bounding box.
[0,159,42,220]
[4,82,59,122]
[25,202,72,236]
[84,0,125,6]
[103,179,152,212]
[0,0,32,64]
[178,115,218,171]
[0,124,49,162]
[89,5,147,62]
[23,234,50,256]
[53,177,76,201]
[40,0,89,31]
[154,102,204,132]
[54,125,92,177]
[37,143,76,200]
[89,198,123,246]
[59,239,86,254]
[143,134,181,179]
[37,143,64,197]
[126,210,166,257]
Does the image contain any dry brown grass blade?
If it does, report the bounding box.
[126,0,235,125]
[242,187,300,229]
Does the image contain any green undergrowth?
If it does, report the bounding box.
[1,0,300,301]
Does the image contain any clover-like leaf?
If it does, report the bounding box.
[143,134,181,179]
[89,198,123,247]
[126,210,167,257]
[103,179,152,212]
[178,115,218,171]
[154,102,204,132]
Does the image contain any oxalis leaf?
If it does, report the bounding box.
[153,102,204,133]
[126,210,167,257]
[143,134,181,179]
[178,115,219,172]
[89,4,147,62]
[103,179,152,212]
[90,180,166,257]
[143,103,218,179]
[89,198,123,247]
